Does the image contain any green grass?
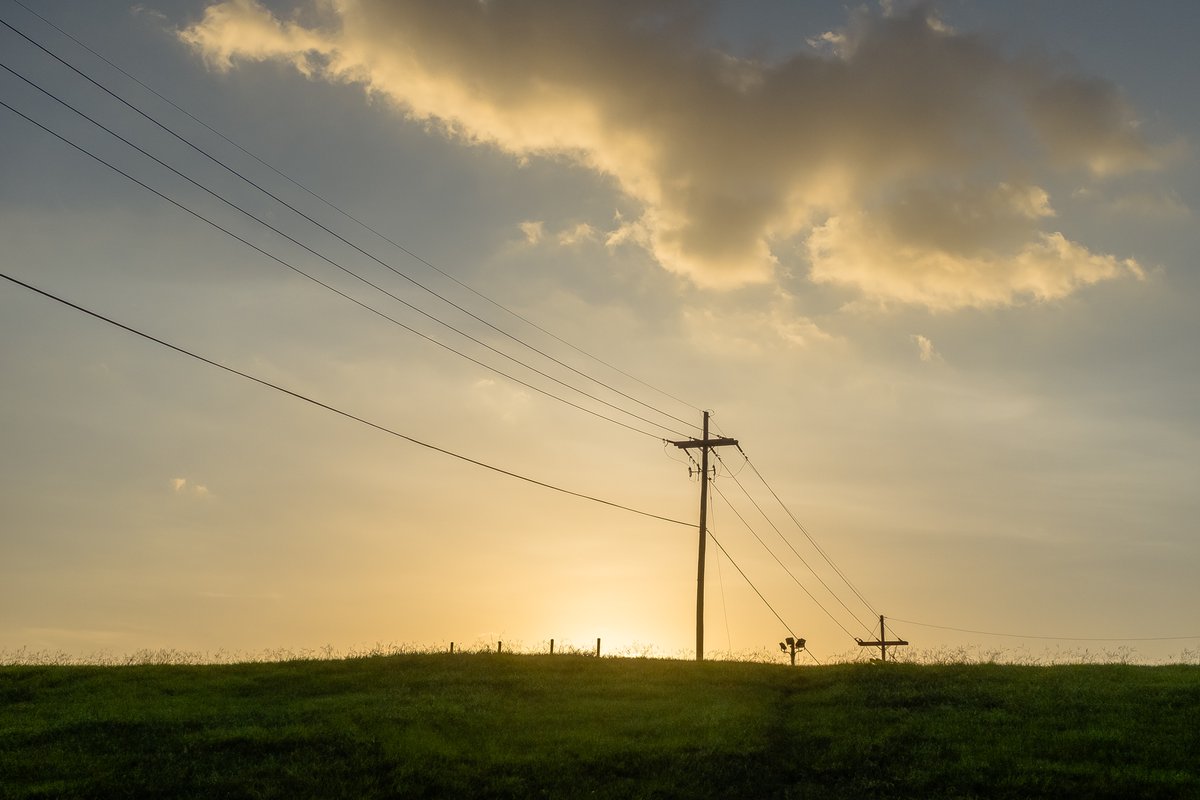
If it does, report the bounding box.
[2,655,1197,798]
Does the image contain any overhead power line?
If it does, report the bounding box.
[1,271,694,529]
[705,527,800,645]
[0,9,701,435]
[0,95,669,441]
[0,59,690,441]
[736,444,882,619]
[891,618,1200,643]
[713,451,875,638]
[710,482,861,642]
[7,0,701,418]
[709,496,734,654]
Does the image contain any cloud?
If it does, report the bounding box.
[519,219,599,247]
[910,333,940,363]
[171,477,211,498]
[682,288,835,356]
[808,213,1144,310]
[1024,72,1163,176]
[131,5,169,25]
[180,0,1163,308]
[806,30,847,56]
[518,220,544,244]
[556,222,598,246]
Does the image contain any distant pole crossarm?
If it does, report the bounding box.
[856,615,909,662]
[669,437,740,450]
[671,411,739,662]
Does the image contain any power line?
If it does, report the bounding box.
[891,618,1200,643]
[737,444,882,619]
[705,527,799,643]
[7,0,702,419]
[0,95,667,441]
[0,57,690,440]
[709,522,823,665]
[0,270,695,529]
[4,9,832,659]
[713,451,875,638]
[710,482,861,642]
[7,1,700,419]
[710,490,733,653]
[0,9,701,436]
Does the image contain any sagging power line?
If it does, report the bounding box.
[0,59,824,660]
[5,270,822,659]
[0,271,693,529]
[1,5,894,659]
[0,9,701,437]
[669,411,739,661]
[0,58,692,441]
[735,443,883,620]
[706,526,814,663]
[0,95,669,441]
[710,481,864,642]
[714,451,876,639]
[5,0,703,418]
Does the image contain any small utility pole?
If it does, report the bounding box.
[856,615,909,662]
[779,636,806,666]
[670,411,738,662]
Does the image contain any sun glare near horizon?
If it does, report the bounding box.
[1,0,1198,664]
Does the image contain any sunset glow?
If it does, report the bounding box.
[1,0,1197,664]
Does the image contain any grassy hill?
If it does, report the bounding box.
[2,654,1197,798]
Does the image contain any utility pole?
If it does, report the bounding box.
[856,615,909,662]
[670,411,737,662]
[779,636,806,666]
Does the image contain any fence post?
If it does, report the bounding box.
[550,638,555,655]
[596,638,601,658]
[450,641,455,654]
[498,640,502,654]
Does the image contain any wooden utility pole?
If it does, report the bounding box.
[670,411,738,661]
[856,615,909,662]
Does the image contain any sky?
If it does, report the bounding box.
[2,0,1198,664]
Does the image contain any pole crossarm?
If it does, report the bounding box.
[670,437,739,449]
[857,615,909,661]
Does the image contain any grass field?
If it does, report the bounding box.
[2,654,1198,798]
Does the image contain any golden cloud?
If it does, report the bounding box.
[808,215,1143,310]
[180,0,1159,308]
